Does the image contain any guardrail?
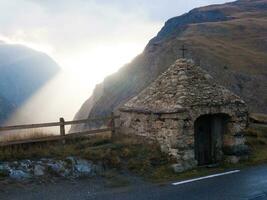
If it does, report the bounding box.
[0,113,119,147]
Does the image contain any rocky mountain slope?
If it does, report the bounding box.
[72,0,267,131]
[0,42,60,124]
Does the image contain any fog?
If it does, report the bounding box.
[0,0,234,127]
[5,71,90,124]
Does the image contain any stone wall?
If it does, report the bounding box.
[189,103,249,164]
[118,103,248,172]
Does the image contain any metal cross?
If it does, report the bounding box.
[180,44,187,58]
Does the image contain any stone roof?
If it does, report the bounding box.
[120,59,246,113]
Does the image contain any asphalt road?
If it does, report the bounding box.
[1,165,267,200]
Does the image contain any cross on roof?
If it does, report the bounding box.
[180,44,187,58]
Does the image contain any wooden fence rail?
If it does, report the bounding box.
[0,113,119,147]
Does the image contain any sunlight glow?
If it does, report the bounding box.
[3,39,145,127]
[1,33,144,86]
[0,34,53,55]
[58,43,143,85]
[6,71,90,127]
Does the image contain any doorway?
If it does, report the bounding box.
[194,114,228,166]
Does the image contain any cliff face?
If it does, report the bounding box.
[71,0,267,131]
[0,42,60,124]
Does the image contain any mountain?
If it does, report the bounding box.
[71,0,267,131]
[0,42,60,124]
[0,95,15,124]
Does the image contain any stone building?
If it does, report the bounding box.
[118,59,248,172]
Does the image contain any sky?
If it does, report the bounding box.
[0,0,233,126]
[0,0,233,84]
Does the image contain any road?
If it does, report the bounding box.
[0,165,266,200]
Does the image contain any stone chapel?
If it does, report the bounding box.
[118,59,248,171]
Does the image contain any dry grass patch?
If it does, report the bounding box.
[0,125,266,183]
[0,129,55,143]
[0,131,112,161]
[0,133,177,182]
[244,123,267,165]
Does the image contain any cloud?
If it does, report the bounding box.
[0,0,234,124]
[0,0,233,57]
[0,0,160,55]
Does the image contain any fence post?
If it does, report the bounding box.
[111,112,116,136]
[60,117,65,135]
[60,117,66,144]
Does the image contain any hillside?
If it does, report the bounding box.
[0,42,60,124]
[0,95,15,124]
[71,0,267,131]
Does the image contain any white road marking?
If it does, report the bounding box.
[172,170,240,186]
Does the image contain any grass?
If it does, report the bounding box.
[0,129,55,143]
[244,124,267,165]
[0,123,266,184]
[0,132,175,186]
[0,131,112,161]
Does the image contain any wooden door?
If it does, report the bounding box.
[195,115,212,165]
[210,116,224,162]
[194,114,227,166]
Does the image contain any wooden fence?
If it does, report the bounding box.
[0,113,119,147]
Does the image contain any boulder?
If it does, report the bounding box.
[0,157,103,180]
[10,170,30,180]
[47,161,66,176]
[34,165,45,176]
[226,156,240,164]
[74,159,92,175]
[171,163,185,173]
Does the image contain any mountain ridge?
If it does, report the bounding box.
[71,0,267,131]
[0,42,60,124]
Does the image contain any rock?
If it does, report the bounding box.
[0,163,11,171]
[0,157,102,180]
[10,170,30,180]
[171,159,197,173]
[171,163,185,173]
[182,150,194,160]
[74,159,92,175]
[183,160,197,171]
[34,165,45,176]
[226,156,240,164]
[61,168,71,177]
[18,160,32,172]
[65,156,77,165]
[11,161,19,168]
[40,158,52,163]
[47,161,66,176]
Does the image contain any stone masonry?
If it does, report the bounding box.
[118,59,248,172]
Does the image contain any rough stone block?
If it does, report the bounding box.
[182,150,195,161]
[225,156,240,164]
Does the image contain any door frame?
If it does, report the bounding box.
[194,114,229,166]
